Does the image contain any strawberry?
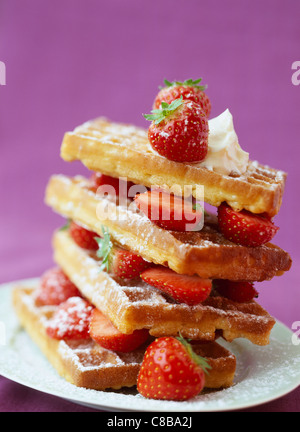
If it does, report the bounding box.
[153,78,211,118]
[137,335,211,401]
[109,248,152,279]
[140,267,212,306]
[134,189,203,232]
[218,203,279,247]
[214,280,259,303]
[89,172,135,199]
[89,173,121,194]
[144,97,209,163]
[69,221,100,250]
[89,309,149,352]
[46,297,94,340]
[35,267,82,306]
[96,227,151,279]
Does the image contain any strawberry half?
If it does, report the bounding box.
[109,248,152,279]
[89,309,149,352]
[46,297,94,340]
[218,203,279,247]
[89,172,135,199]
[69,221,100,251]
[137,335,211,401]
[153,78,211,118]
[35,267,82,306]
[96,227,151,279]
[214,280,259,303]
[140,267,212,306]
[134,190,203,232]
[144,97,209,163]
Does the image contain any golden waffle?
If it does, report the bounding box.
[60,117,287,217]
[52,230,276,346]
[13,286,237,390]
[45,174,292,282]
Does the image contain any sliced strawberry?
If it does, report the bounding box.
[89,172,134,198]
[218,203,279,247]
[35,267,82,306]
[96,227,151,279]
[46,297,94,340]
[140,267,212,306]
[109,248,151,279]
[134,190,203,232]
[89,309,149,352]
[214,280,259,303]
[69,221,100,250]
[137,335,210,401]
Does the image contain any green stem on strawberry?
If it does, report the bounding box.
[176,333,212,375]
[163,78,207,92]
[59,218,71,231]
[143,96,184,125]
[95,226,113,271]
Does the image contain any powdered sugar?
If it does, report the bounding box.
[2,280,300,412]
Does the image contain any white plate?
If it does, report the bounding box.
[0,278,300,412]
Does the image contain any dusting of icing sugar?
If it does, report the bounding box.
[46,297,93,339]
[2,280,300,413]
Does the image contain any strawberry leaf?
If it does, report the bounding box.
[95,226,113,271]
[59,219,71,231]
[163,78,207,91]
[176,334,212,375]
[143,96,183,125]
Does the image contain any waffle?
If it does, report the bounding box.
[51,229,276,346]
[12,286,237,390]
[45,174,292,282]
[60,117,287,217]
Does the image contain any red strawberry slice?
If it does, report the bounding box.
[35,267,82,306]
[218,203,279,247]
[89,309,149,352]
[109,248,152,279]
[96,227,151,279]
[70,221,100,251]
[89,172,135,199]
[137,335,211,401]
[140,267,212,306]
[46,297,94,340]
[153,78,211,118]
[134,190,203,232]
[214,280,259,303]
[144,97,209,163]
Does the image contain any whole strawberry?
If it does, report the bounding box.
[137,335,211,401]
[153,78,211,118]
[144,97,209,163]
[218,203,279,247]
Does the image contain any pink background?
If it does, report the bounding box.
[0,0,299,412]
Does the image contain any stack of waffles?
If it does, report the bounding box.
[13,82,292,400]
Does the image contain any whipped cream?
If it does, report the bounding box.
[198,109,249,176]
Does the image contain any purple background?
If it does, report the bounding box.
[0,0,299,412]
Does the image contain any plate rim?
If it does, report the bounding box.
[0,277,300,412]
